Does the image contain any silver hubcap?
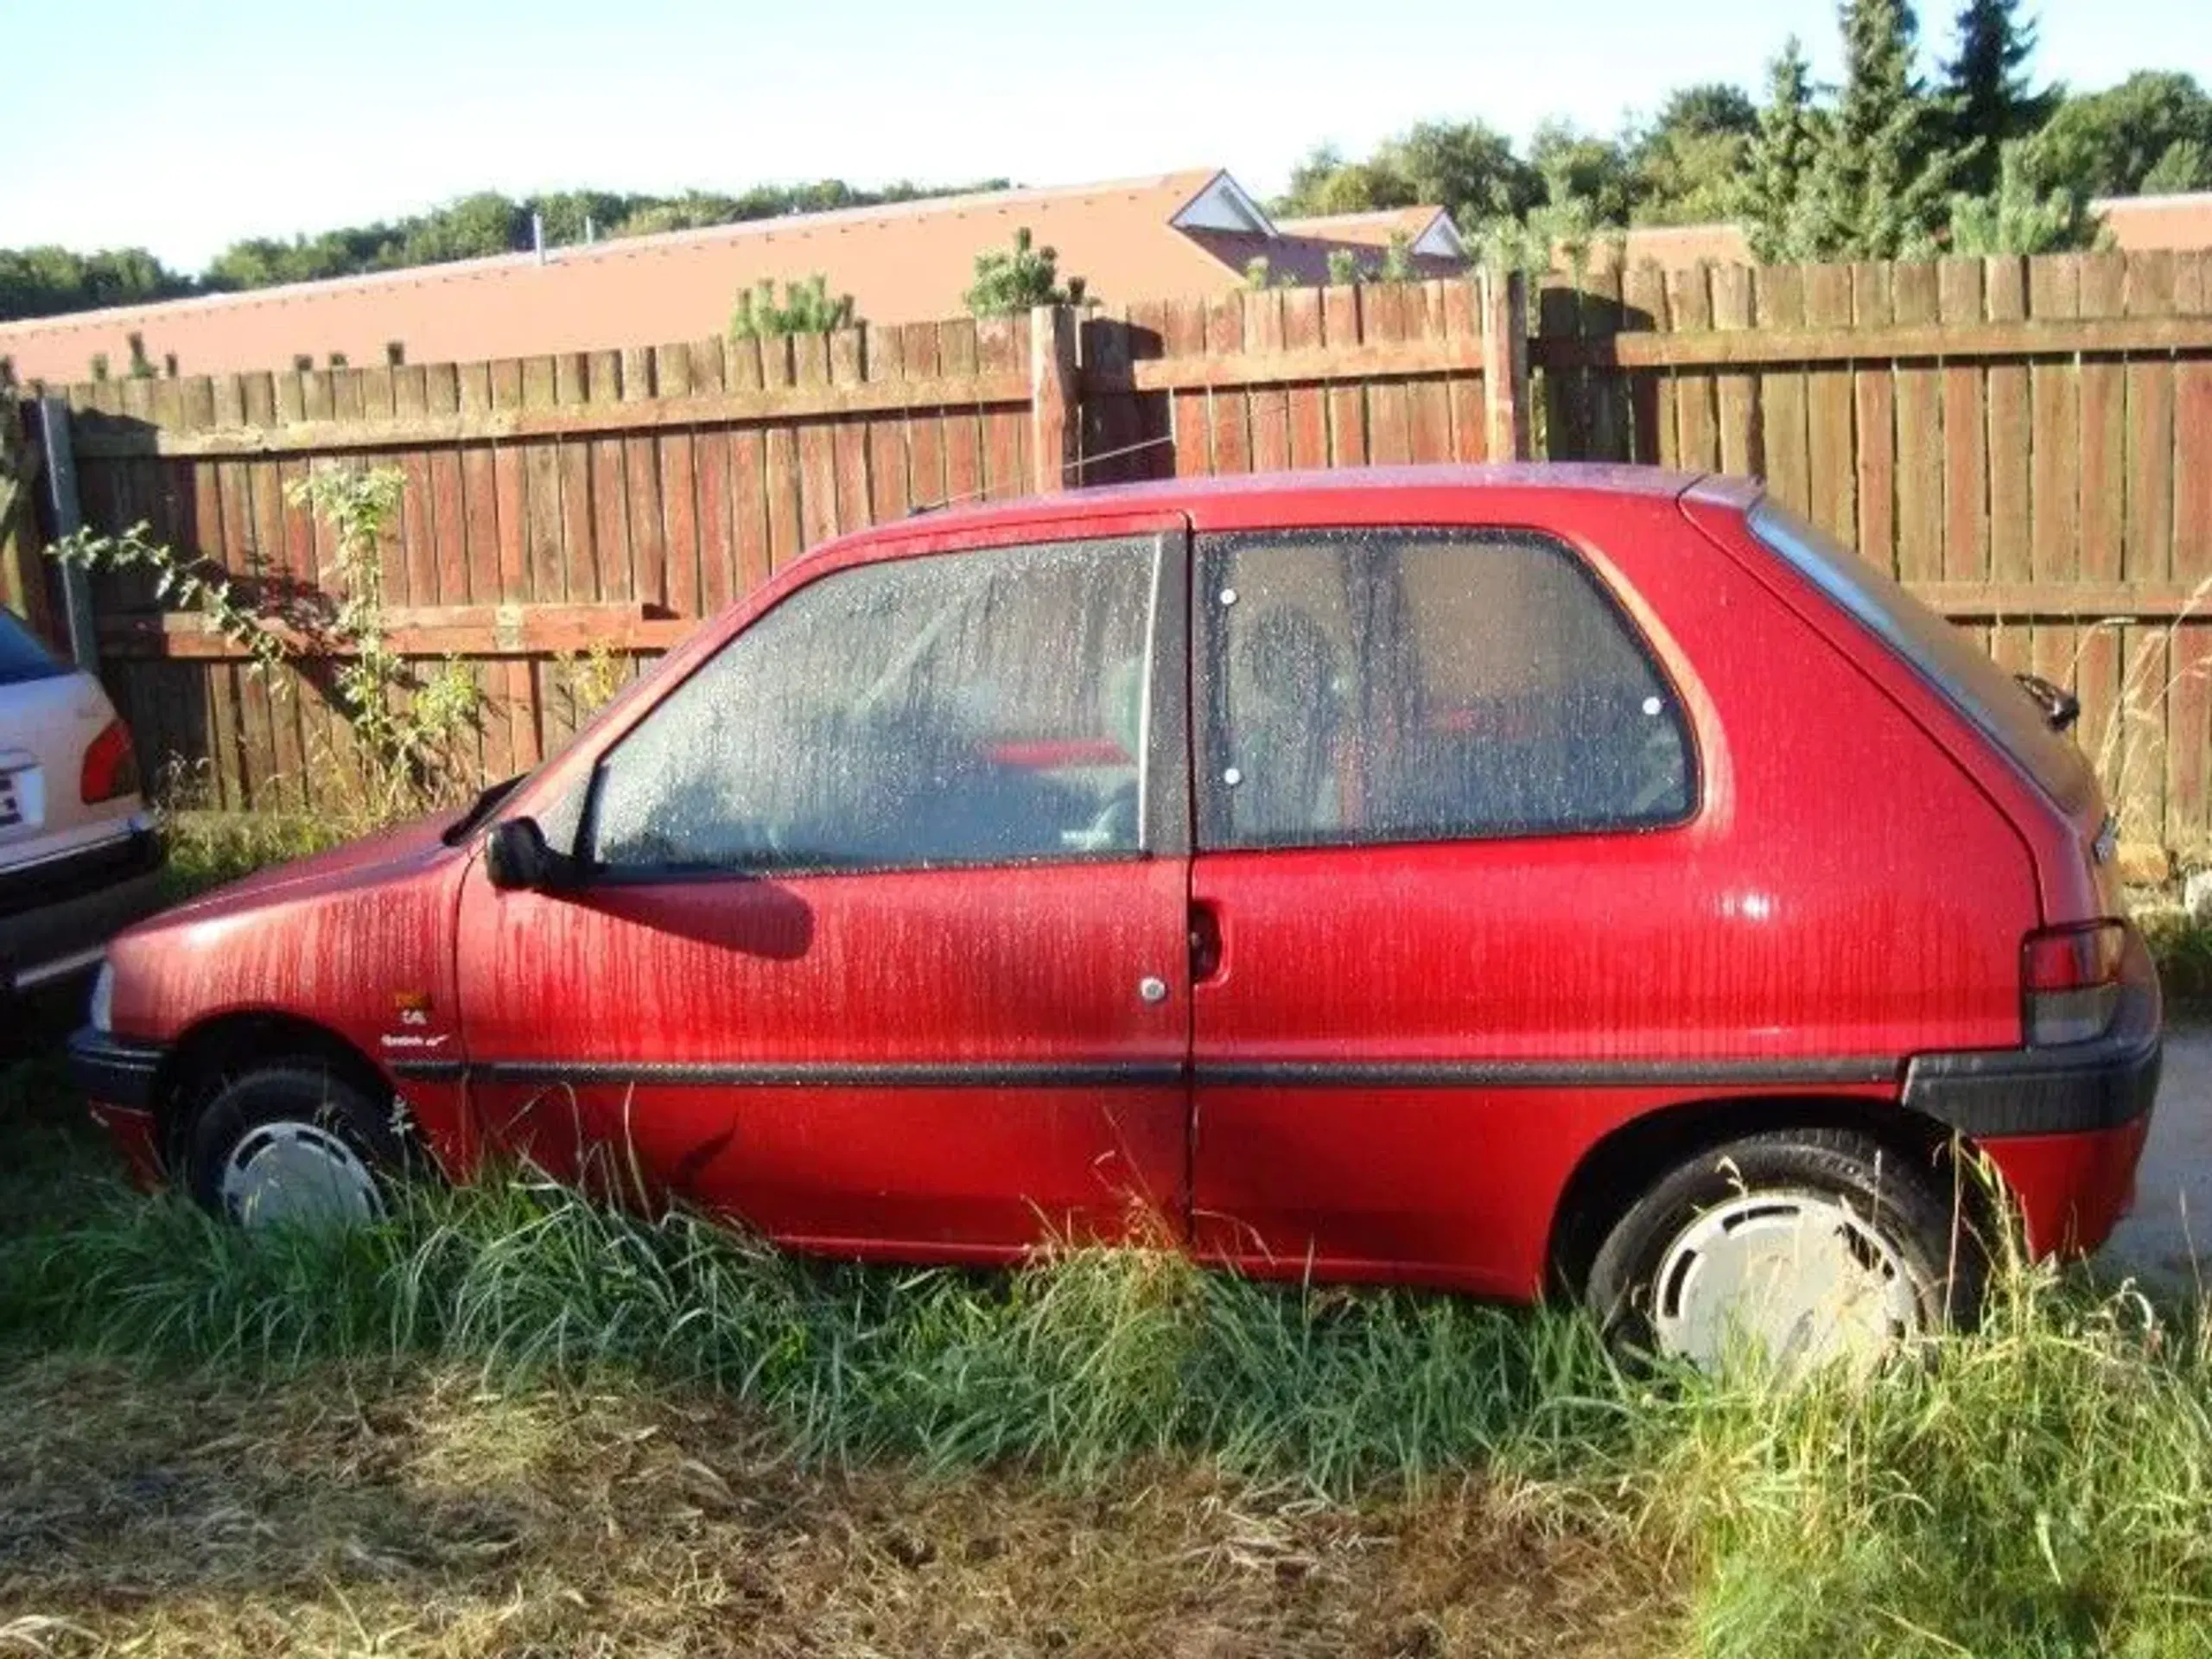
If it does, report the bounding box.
[1649,1191,1928,1372]
[219,1122,383,1228]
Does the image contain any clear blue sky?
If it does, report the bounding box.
[5,0,2205,270]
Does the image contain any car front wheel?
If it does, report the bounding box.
[1584,1127,1983,1372]
[183,1063,410,1228]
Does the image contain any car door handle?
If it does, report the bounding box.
[1189,902,1224,984]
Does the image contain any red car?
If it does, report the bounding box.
[70,466,2159,1368]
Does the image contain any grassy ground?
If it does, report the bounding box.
[8,818,2212,1655]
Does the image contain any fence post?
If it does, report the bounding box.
[35,396,96,671]
[1481,270,1531,462]
[1029,304,1078,493]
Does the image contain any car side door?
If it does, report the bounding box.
[1185,521,1702,1294]
[454,520,1194,1261]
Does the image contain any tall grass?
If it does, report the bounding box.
[8,1170,2212,1654]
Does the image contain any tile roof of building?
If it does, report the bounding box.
[0,170,1461,384]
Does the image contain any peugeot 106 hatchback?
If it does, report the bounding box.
[68,467,2161,1368]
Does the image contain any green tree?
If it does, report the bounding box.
[395,191,524,265]
[1378,121,1542,223]
[730,275,857,339]
[2141,139,2211,194]
[2025,73,2212,196]
[1276,144,1419,216]
[1629,84,1761,224]
[1276,123,1539,229]
[1948,140,2101,252]
[1740,38,1827,260]
[0,245,193,322]
[963,227,1087,316]
[1802,0,1967,257]
[1529,121,1637,224]
[1941,0,2056,191]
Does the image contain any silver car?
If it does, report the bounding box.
[0,607,165,1000]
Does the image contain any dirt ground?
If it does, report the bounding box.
[2101,1020,2212,1288]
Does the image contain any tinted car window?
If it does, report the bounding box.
[1198,529,1692,849]
[588,537,1156,874]
[0,607,67,687]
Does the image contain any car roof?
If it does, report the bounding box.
[822,463,1760,563]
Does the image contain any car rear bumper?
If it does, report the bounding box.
[1901,935,2162,1255]
[1901,936,2162,1141]
[0,828,167,993]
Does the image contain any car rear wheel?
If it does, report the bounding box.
[183,1064,409,1228]
[1584,1128,1982,1373]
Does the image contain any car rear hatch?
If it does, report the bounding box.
[1727,495,2123,920]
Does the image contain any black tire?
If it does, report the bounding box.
[182,1062,412,1226]
[1584,1127,1985,1366]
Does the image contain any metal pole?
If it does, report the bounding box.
[35,397,95,672]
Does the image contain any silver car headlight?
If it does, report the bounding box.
[88,961,114,1033]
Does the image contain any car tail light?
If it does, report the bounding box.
[2022,921,2126,1046]
[79,717,140,804]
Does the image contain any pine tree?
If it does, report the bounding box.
[729,274,857,340]
[1740,38,1825,261]
[963,228,1088,318]
[1947,140,2098,253]
[1804,0,1966,257]
[1942,0,2054,192]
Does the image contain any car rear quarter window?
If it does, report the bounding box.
[1197,529,1694,849]
[0,607,67,688]
[585,537,1158,874]
[1746,500,2093,809]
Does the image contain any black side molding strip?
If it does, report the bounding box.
[387,1058,466,1082]
[1197,1057,1899,1089]
[455,1055,1899,1091]
[478,1059,1189,1089]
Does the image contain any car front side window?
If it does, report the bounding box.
[585,537,1158,875]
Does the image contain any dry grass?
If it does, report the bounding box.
[0,999,1676,1657]
[0,1358,1669,1658]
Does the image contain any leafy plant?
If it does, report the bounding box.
[730,274,856,340]
[963,227,1087,318]
[44,520,291,683]
[285,466,482,815]
[1325,248,1363,286]
[555,639,625,727]
[48,465,482,818]
[1378,230,1417,283]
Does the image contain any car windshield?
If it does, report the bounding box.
[0,607,69,688]
[1748,499,2093,810]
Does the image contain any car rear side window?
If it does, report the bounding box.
[0,607,67,687]
[1197,529,1694,850]
[1747,500,2090,806]
[586,537,1157,874]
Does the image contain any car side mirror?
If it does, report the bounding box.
[484,817,582,893]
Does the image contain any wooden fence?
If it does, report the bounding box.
[7,251,2211,849]
[1530,251,2212,851]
